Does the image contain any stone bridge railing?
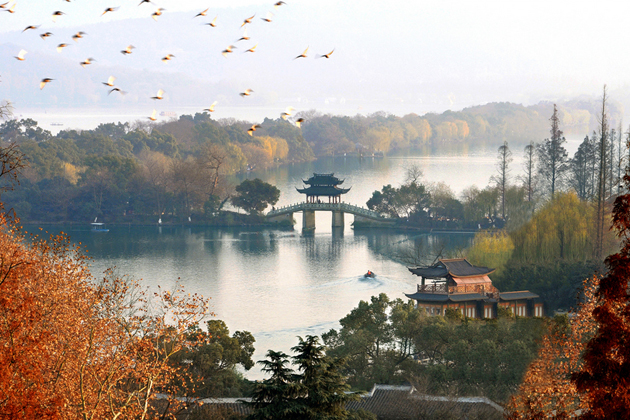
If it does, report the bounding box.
[266,202,391,222]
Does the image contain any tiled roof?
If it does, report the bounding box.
[440,258,496,277]
[347,385,504,420]
[303,173,344,186]
[408,259,495,279]
[404,292,450,302]
[500,291,540,301]
[181,385,504,420]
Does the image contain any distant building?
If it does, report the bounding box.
[405,258,544,318]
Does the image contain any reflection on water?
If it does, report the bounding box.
[27,224,472,379]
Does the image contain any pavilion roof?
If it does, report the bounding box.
[303,173,345,186]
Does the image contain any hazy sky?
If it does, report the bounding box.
[1,0,628,121]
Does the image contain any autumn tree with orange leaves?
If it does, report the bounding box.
[571,161,630,418]
[0,136,211,418]
[0,223,210,419]
[505,276,598,418]
[508,109,630,418]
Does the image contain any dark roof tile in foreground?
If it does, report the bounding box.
[173,386,504,420]
[348,385,504,420]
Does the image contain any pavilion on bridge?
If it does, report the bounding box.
[405,258,543,319]
[297,173,351,204]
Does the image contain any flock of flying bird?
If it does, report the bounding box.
[3,1,337,134]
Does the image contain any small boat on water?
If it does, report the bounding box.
[91,222,109,232]
[364,270,376,278]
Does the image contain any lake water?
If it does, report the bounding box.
[27,141,583,379]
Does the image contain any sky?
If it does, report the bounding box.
[1,0,629,124]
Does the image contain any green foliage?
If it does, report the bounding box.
[247,337,361,420]
[172,320,255,398]
[323,294,427,390]
[326,294,546,403]
[0,118,52,142]
[231,178,280,215]
[466,230,515,277]
[492,260,602,313]
[510,192,594,262]
[366,182,430,221]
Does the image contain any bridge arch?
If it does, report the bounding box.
[266,202,394,231]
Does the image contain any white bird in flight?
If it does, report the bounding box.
[52,11,65,23]
[205,16,218,27]
[14,49,27,61]
[56,43,70,53]
[151,89,164,100]
[194,8,208,18]
[102,76,116,87]
[102,7,119,16]
[317,48,335,59]
[241,14,255,27]
[40,78,54,90]
[80,57,96,68]
[222,45,236,57]
[121,45,135,55]
[152,8,165,21]
[294,46,308,59]
[203,101,218,112]
[281,106,294,120]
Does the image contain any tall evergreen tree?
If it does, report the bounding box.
[595,86,609,260]
[246,351,302,420]
[617,121,624,196]
[491,141,512,220]
[537,104,568,199]
[292,336,360,420]
[247,337,361,420]
[570,135,597,200]
[522,141,536,203]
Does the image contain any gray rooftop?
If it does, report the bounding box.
[409,258,495,279]
[499,291,540,301]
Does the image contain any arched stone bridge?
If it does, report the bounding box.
[266,202,395,230]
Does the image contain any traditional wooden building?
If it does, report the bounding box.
[405,258,543,318]
[297,173,350,203]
